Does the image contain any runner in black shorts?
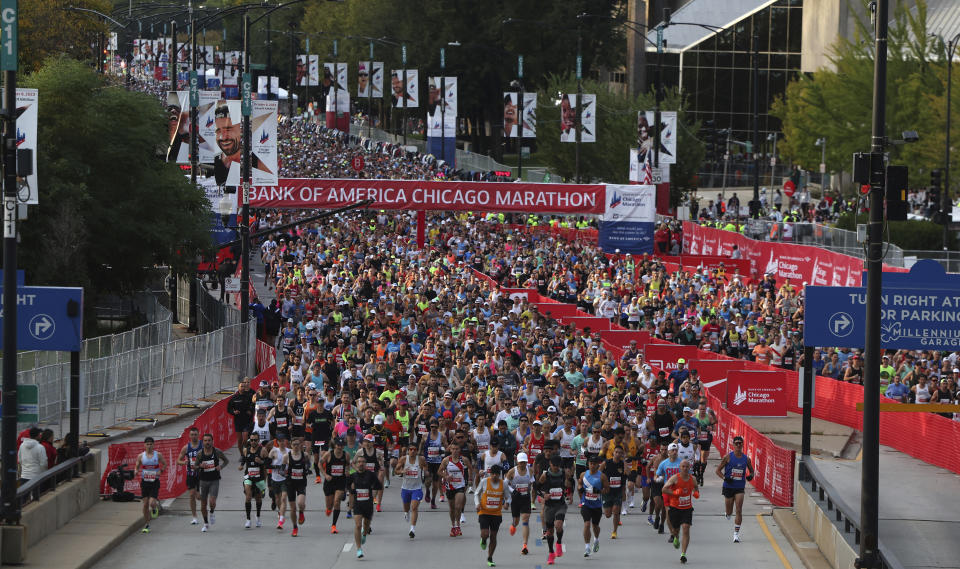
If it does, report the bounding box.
[348,455,382,559]
[321,438,349,534]
[538,455,569,564]
[285,438,309,537]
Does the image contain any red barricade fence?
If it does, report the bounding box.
[255,339,277,374]
[99,397,236,499]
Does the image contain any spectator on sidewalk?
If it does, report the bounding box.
[40,429,57,468]
[18,427,48,485]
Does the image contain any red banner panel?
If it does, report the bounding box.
[559,316,613,331]
[532,304,585,318]
[726,370,788,417]
[643,344,700,373]
[599,330,651,351]
[250,178,606,214]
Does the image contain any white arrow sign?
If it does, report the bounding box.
[829,312,853,337]
[28,313,55,341]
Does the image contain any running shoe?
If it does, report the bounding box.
[556,543,564,557]
[376,503,382,513]
[326,509,332,517]
[733,531,741,543]
[315,475,322,484]
[331,525,338,534]
[450,527,458,537]
[584,545,590,557]
[658,524,665,534]
[356,549,364,559]
[641,500,648,512]
[210,512,216,525]
[460,513,466,525]
[647,516,655,526]
[611,530,618,539]
[141,526,150,534]
[487,560,496,567]
[150,507,159,519]
[481,538,487,550]
[271,499,276,511]
[190,518,199,525]
[385,479,390,488]
[346,510,353,519]
[681,554,687,564]
[521,544,528,555]
[673,536,680,549]
[361,532,367,545]
[256,518,262,528]
[431,502,438,509]
[468,486,474,494]
[547,552,555,565]
[440,495,446,502]
[299,511,305,524]
[404,511,410,522]
[291,527,299,537]
[201,524,208,533]
[509,524,516,536]
[593,539,600,552]
[244,520,251,529]
[409,529,415,539]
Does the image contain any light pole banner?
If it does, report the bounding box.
[598,184,656,254]
[15,88,38,204]
[559,94,595,143]
[628,149,670,184]
[297,55,319,87]
[256,76,279,95]
[197,90,223,164]
[358,61,371,97]
[504,92,537,138]
[427,77,456,137]
[166,91,191,164]
[212,100,278,187]
[324,88,350,113]
[370,62,384,98]
[224,51,241,86]
[323,63,347,94]
[637,110,676,165]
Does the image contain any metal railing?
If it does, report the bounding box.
[903,250,960,273]
[798,459,907,569]
[15,451,97,510]
[16,288,255,438]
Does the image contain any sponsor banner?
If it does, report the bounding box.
[390,69,419,108]
[197,90,221,164]
[557,316,612,331]
[427,76,456,137]
[642,344,699,374]
[598,330,650,352]
[560,93,595,142]
[726,370,787,417]
[223,51,241,86]
[599,184,656,254]
[681,221,863,287]
[324,87,350,113]
[213,100,278,186]
[15,88,38,204]
[637,110,677,166]
[297,55,319,87]
[248,179,606,213]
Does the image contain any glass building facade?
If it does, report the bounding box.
[679,0,803,141]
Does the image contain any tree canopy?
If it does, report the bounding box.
[15,57,211,296]
[771,0,956,192]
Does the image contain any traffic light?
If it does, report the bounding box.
[885,165,908,221]
[930,169,943,221]
[703,120,716,162]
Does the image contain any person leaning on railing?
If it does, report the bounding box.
[17,427,48,486]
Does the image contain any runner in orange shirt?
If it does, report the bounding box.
[752,340,773,366]
[663,459,699,564]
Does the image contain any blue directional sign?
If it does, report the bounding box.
[805,286,960,350]
[0,286,83,351]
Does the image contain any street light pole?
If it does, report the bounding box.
[402,43,407,148]
[752,32,760,218]
[944,35,958,249]
[190,5,198,188]
[240,10,251,324]
[517,55,524,182]
[368,41,374,139]
[170,20,177,91]
[575,26,582,183]
[860,1,888,568]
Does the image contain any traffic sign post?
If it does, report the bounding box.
[0,0,16,72]
[0,286,83,351]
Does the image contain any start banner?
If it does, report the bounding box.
[249,179,606,214]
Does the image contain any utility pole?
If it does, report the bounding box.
[575,27,582,183]
[170,20,177,92]
[860,0,888,568]
[402,43,407,147]
[751,32,760,218]
[189,4,198,188]
[1,0,19,525]
[516,54,524,181]
[440,47,446,166]
[240,10,251,324]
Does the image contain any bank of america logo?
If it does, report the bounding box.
[609,192,622,208]
[733,385,747,406]
[259,130,269,143]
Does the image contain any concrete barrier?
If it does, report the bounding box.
[794,476,857,569]
[18,450,102,549]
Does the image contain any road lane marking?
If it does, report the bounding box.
[756,513,794,569]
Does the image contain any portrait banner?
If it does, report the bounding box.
[15,88,38,204]
[166,91,191,164]
[427,77,456,137]
[504,92,537,138]
[297,55,319,87]
[637,110,677,165]
[358,61,371,97]
[197,90,222,164]
[212,100,278,187]
[224,51,242,86]
[371,62,384,98]
[559,94,595,143]
[522,92,537,138]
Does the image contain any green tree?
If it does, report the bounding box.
[15,57,211,298]
[533,74,703,204]
[21,0,112,74]
[771,0,942,190]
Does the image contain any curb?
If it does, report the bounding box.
[772,508,834,569]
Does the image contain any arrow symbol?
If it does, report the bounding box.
[34,316,52,336]
[833,314,851,334]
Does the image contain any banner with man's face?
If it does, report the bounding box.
[166,91,192,164]
[559,94,596,143]
[391,69,419,108]
[212,100,278,187]
[296,55,319,87]
[636,110,677,165]
[427,77,456,137]
[197,90,222,164]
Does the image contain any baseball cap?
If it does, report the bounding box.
[287,318,294,323]
[667,443,679,451]
[733,435,744,444]
[547,406,557,413]
[516,452,529,463]
[677,358,686,364]
[363,434,375,442]
[683,406,692,413]
[374,416,384,425]
[533,420,542,426]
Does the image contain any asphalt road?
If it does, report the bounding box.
[90,440,803,569]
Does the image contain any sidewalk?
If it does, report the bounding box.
[19,502,145,569]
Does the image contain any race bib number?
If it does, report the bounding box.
[142,469,158,482]
[247,467,261,478]
[418,424,428,435]
[514,483,529,495]
[201,460,216,472]
[405,469,419,478]
[731,468,744,481]
[485,496,501,509]
[448,471,464,485]
[427,447,440,458]
[478,443,489,452]
[291,468,304,479]
[585,490,599,501]
[549,487,563,500]
[677,494,692,507]
[658,427,670,437]
[365,462,376,472]
[293,416,304,426]
[356,488,370,501]
[699,431,709,441]
[331,464,344,477]
[609,476,622,488]
[276,418,288,428]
